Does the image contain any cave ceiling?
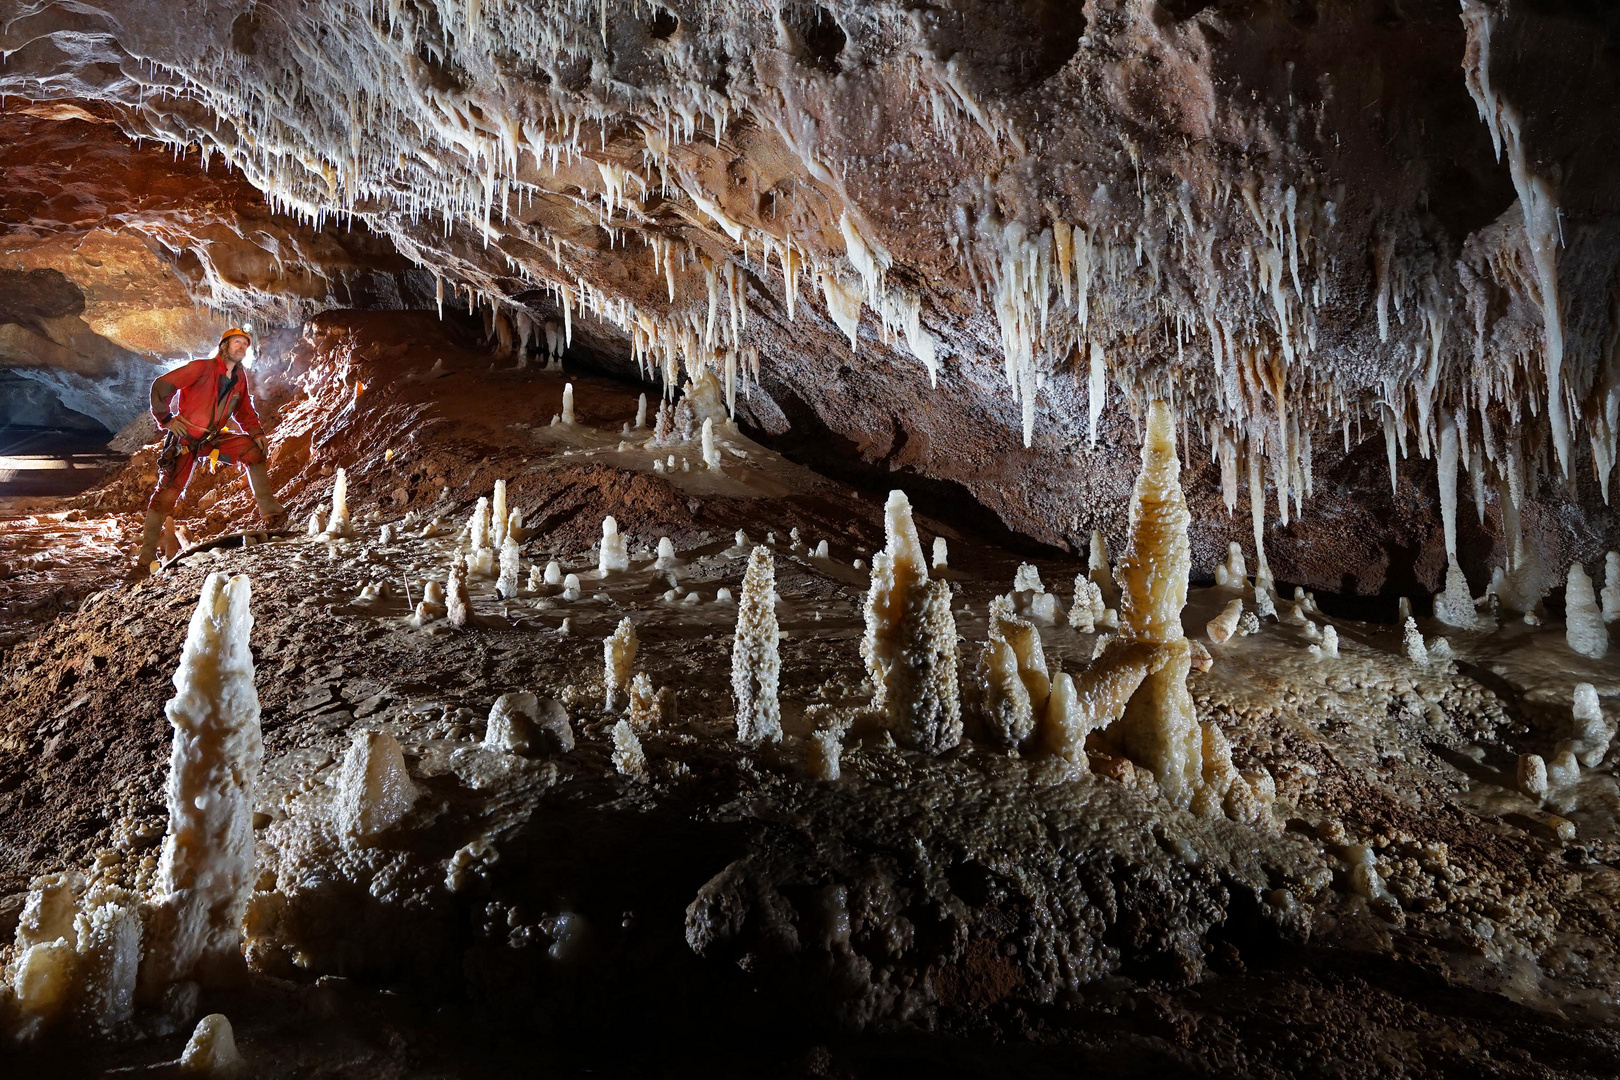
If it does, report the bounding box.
[2,0,1619,588]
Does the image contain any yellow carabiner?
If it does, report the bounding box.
[208,449,220,474]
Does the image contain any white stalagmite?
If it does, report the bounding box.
[731,546,782,744]
[544,560,563,586]
[1012,563,1060,624]
[808,730,842,781]
[1566,563,1609,660]
[636,392,647,429]
[180,1013,243,1073]
[491,480,508,548]
[978,594,1050,747]
[598,516,629,574]
[1254,586,1277,621]
[335,730,419,843]
[327,468,351,536]
[446,555,471,627]
[701,417,722,469]
[1311,624,1341,659]
[486,692,574,756]
[1603,552,1620,623]
[655,537,678,569]
[1207,598,1244,644]
[562,382,576,424]
[932,536,949,571]
[861,490,961,753]
[1214,542,1247,588]
[562,573,582,601]
[1107,400,1206,806]
[496,535,522,600]
[1434,563,1483,629]
[1568,683,1614,767]
[469,497,491,553]
[1403,617,1429,664]
[1088,529,1116,604]
[604,617,639,710]
[1068,574,1105,632]
[611,720,648,779]
[71,886,143,1033]
[141,573,263,991]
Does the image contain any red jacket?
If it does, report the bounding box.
[152,354,264,440]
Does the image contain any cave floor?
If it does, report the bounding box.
[4,320,1620,1076]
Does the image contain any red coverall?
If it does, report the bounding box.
[148,354,268,516]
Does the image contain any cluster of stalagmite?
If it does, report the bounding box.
[3,574,263,1043]
[860,491,962,753]
[697,400,1269,819]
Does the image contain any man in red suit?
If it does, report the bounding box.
[130,327,284,577]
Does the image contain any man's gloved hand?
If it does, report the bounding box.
[252,435,269,459]
[163,417,189,437]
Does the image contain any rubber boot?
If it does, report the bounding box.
[246,462,286,531]
[127,509,165,582]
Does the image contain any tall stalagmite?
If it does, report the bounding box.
[861,491,961,754]
[1095,401,1206,806]
[140,573,264,991]
[731,546,782,744]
